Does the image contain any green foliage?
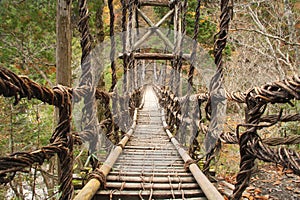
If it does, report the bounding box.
[0,97,54,155]
[278,101,300,137]
[154,1,217,46]
[0,0,56,84]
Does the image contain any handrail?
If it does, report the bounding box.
[73,108,138,200]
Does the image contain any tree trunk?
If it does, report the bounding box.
[56,0,72,199]
[56,0,72,87]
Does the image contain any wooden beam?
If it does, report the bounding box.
[119,52,191,60]
[139,0,170,7]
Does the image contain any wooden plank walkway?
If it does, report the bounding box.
[94,87,206,199]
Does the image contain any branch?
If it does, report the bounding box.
[231,28,300,46]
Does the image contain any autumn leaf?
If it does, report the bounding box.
[286,186,293,191]
[272,180,281,186]
[254,195,270,200]
[254,188,262,194]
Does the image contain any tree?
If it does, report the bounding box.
[56,0,72,86]
[225,0,300,92]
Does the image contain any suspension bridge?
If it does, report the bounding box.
[0,0,299,200]
[74,86,222,199]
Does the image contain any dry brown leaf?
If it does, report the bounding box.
[254,188,262,194]
[254,195,270,200]
[251,176,260,181]
[294,188,300,194]
[286,186,293,191]
[284,169,294,174]
[293,179,300,183]
[272,180,281,186]
[261,179,273,183]
[247,186,256,191]
[242,192,251,198]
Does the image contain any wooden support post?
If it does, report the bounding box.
[141,60,146,83]
[153,60,157,81]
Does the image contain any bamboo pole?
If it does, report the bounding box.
[161,109,224,200]
[73,108,138,200]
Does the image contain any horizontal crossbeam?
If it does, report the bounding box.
[119,52,191,60]
[139,0,171,7]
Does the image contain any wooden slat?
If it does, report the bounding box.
[95,189,206,200]
[106,175,196,183]
[112,168,188,173]
[109,171,193,177]
[105,182,199,189]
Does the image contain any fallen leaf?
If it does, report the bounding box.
[293,179,300,183]
[294,188,300,194]
[242,192,251,198]
[284,169,294,174]
[273,180,281,186]
[254,195,270,200]
[254,188,262,194]
[262,179,273,183]
[286,186,293,191]
[246,186,255,192]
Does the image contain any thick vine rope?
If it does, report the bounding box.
[204,0,232,172]
[188,0,201,159]
[0,66,74,199]
[232,74,300,199]
[108,0,117,92]
[188,0,201,86]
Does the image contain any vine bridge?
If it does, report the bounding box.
[0,0,300,200]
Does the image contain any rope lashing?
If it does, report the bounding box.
[87,168,107,189]
[184,159,197,171]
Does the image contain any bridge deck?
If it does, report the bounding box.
[95,87,206,199]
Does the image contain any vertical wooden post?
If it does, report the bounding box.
[153,60,157,82]
[56,0,72,87]
[56,1,73,199]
